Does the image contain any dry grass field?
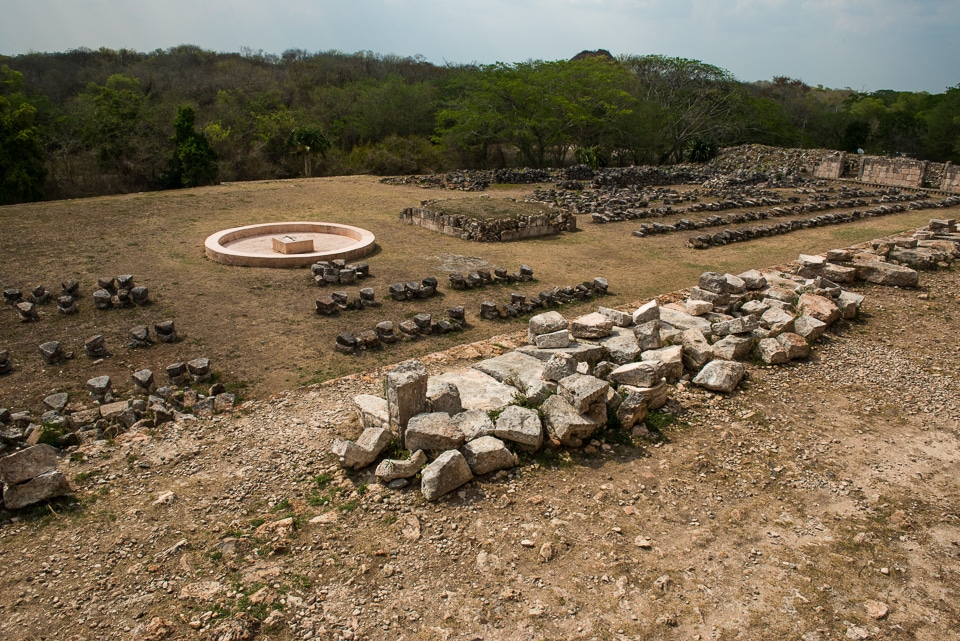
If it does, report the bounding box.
[0,174,949,411]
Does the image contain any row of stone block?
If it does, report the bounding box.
[0,377,236,462]
[448,265,534,290]
[686,205,910,249]
[478,278,609,320]
[334,309,467,354]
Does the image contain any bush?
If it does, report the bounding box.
[342,135,445,175]
[687,137,719,163]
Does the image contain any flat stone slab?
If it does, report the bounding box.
[473,352,545,392]
[658,307,713,334]
[0,444,59,486]
[853,259,919,287]
[433,370,517,412]
[515,343,606,367]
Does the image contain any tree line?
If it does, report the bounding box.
[1,45,959,204]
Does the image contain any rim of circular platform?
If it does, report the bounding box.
[204,221,376,267]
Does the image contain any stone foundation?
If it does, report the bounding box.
[399,206,576,242]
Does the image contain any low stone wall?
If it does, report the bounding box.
[858,157,929,189]
[943,162,960,194]
[399,206,576,242]
[813,152,845,180]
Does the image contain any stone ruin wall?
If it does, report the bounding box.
[942,163,960,194]
[858,157,929,189]
[399,206,576,242]
[813,152,846,180]
[812,153,959,191]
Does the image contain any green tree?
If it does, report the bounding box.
[161,105,218,188]
[286,126,330,177]
[83,74,153,182]
[923,85,960,162]
[435,58,636,168]
[0,65,47,203]
[620,55,742,163]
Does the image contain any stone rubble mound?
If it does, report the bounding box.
[310,259,370,287]
[330,221,959,503]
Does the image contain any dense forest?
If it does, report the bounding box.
[1,46,959,204]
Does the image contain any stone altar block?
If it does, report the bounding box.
[272,235,315,254]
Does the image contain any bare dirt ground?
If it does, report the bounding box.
[0,175,959,641]
[1,175,953,410]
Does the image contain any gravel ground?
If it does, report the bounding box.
[1,265,959,641]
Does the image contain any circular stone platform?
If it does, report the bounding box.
[204,222,376,267]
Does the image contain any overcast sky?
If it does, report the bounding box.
[2,0,956,93]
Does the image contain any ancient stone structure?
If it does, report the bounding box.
[311,260,370,286]
[399,204,576,242]
[38,341,71,365]
[205,222,376,268]
[57,295,77,315]
[813,152,846,180]
[84,334,108,358]
[859,157,928,189]
[448,265,534,290]
[329,220,960,504]
[943,163,960,194]
[128,325,153,348]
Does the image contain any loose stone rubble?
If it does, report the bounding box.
[478,278,609,320]
[90,274,150,309]
[329,221,955,504]
[448,264,534,290]
[311,260,370,286]
[0,358,237,467]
